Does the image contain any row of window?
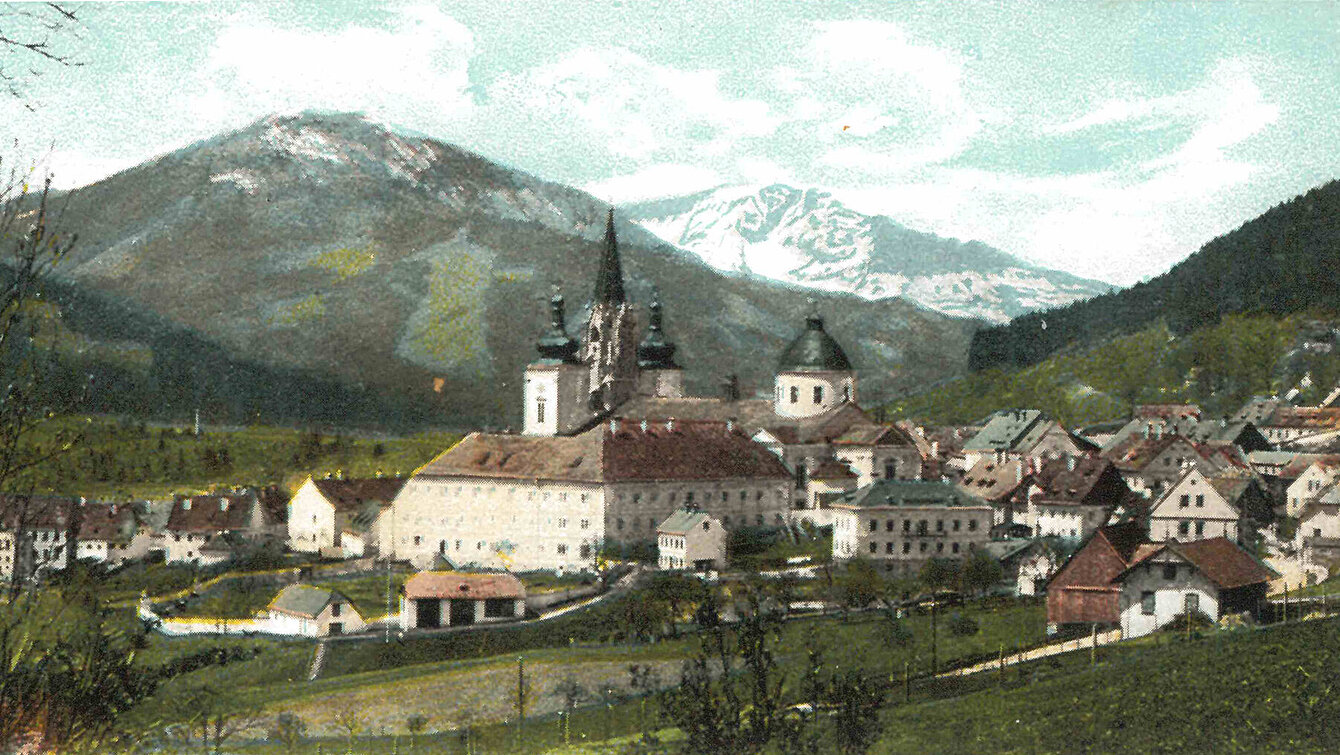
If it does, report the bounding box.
[868,518,979,535]
[1140,590,1198,616]
[410,535,593,560]
[867,540,967,556]
[1176,494,1205,508]
[778,384,853,404]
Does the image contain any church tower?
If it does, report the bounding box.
[523,290,590,436]
[583,210,639,413]
[636,290,684,398]
[774,311,857,419]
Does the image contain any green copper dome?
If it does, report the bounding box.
[777,314,853,372]
[637,295,679,370]
[535,292,581,364]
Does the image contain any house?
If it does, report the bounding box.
[801,459,859,513]
[1285,459,1340,517]
[71,501,137,566]
[981,538,1059,596]
[1046,522,1147,631]
[1047,522,1273,637]
[0,496,77,579]
[1297,483,1340,564]
[957,456,1031,528]
[657,509,727,571]
[1256,406,1340,446]
[159,492,274,564]
[1184,420,1272,454]
[830,480,993,577]
[1102,434,1222,496]
[1146,467,1241,543]
[961,410,1093,468]
[1026,456,1130,540]
[399,571,526,630]
[1115,538,1274,638]
[287,476,406,558]
[266,584,366,637]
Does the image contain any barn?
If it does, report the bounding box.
[399,571,527,630]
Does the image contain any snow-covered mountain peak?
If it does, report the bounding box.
[625,184,1112,323]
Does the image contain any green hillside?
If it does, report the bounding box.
[890,313,1327,427]
[970,179,1340,373]
[874,617,1340,755]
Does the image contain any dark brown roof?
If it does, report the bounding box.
[1134,404,1202,420]
[1048,522,1148,591]
[1102,435,1199,472]
[809,459,857,479]
[1262,406,1340,430]
[0,495,76,530]
[1125,538,1275,589]
[310,477,407,513]
[403,571,526,600]
[1031,457,1127,507]
[256,485,290,524]
[165,493,257,533]
[77,502,136,542]
[831,423,919,448]
[418,420,792,483]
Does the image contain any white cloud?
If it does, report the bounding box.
[189,5,476,130]
[482,46,777,167]
[584,164,724,203]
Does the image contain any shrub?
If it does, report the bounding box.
[947,611,980,637]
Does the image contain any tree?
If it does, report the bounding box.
[268,713,307,754]
[405,713,429,752]
[918,557,961,594]
[332,704,365,754]
[828,670,888,755]
[834,558,884,610]
[178,684,262,755]
[0,5,84,101]
[960,550,1004,598]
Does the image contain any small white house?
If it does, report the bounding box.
[657,509,727,571]
[1116,538,1273,639]
[1147,467,1240,543]
[287,476,405,558]
[266,584,366,637]
[1286,460,1340,517]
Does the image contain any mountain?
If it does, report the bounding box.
[969,180,1340,373]
[38,112,979,430]
[623,184,1111,323]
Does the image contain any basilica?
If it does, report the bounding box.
[381,212,925,571]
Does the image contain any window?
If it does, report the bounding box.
[1163,564,1177,580]
[1195,521,1204,537]
[917,520,928,535]
[559,518,567,528]
[968,520,978,531]
[952,542,960,554]
[617,518,625,531]
[1184,593,1199,615]
[920,542,928,553]
[885,520,894,532]
[536,399,546,423]
[813,386,823,404]
[903,520,911,533]
[1141,591,1155,615]
[936,542,944,553]
[331,603,341,618]
[902,542,911,554]
[580,519,590,530]
[1178,521,1190,536]
[790,386,799,403]
[414,535,422,546]
[953,519,961,531]
[885,461,897,479]
[869,519,878,532]
[869,542,877,554]
[686,493,695,504]
[886,542,895,554]
[1179,494,1190,508]
[936,520,944,532]
[844,385,852,402]
[557,544,568,555]
[580,544,591,559]
[1195,495,1204,508]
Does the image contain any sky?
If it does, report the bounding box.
[3,0,1339,286]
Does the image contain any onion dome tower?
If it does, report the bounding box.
[774,309,856,419]
[636,290,684,398]
[524,289,591,436]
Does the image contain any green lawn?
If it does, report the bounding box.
[313,572,411,619]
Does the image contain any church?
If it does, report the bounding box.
[381,211,926,572]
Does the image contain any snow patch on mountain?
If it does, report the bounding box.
[627,184,1112,323]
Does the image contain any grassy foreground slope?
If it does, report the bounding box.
[874,617,1340,755]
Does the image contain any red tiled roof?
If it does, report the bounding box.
[0,495,76,530]
[1031,457,1128,507]
[1125,538,1275,589]
[1048,522,1148,591]
[1263,407,1340,430]
[402,571,526,600]
[77,502,135,542]
[418,420,791,483]
[310,477,407,513]
[957,457,1029,502]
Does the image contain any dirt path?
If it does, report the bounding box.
[938,628,1123,678]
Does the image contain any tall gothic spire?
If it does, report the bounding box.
[592,208,626,305]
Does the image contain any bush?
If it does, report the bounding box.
[1161,610,1215,635]
[886,617,915,646]
[947,611,980,637]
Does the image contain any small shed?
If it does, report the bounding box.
[266,584,365,637]
[400,571,526,630]
[657,509,727,571]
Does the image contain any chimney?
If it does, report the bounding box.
[1015,462,1022,484]
[931,440,939,458]
[727,417,736,433]
[640,419,648,433]
[220,498,229,512]
[609,419,618,434]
